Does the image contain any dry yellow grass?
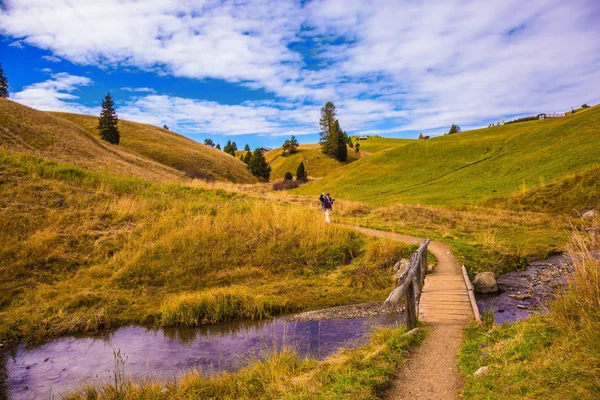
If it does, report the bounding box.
[51,111,256,183]
[0,151,414,343]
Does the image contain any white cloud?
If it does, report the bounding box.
[121,87,156,93]
[42,55,61,62]
[2,0,600,137]
[9,40,23,48]
[11,72,97,114]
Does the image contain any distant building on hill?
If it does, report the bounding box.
[538,113,566,120]
[358,136,368,140]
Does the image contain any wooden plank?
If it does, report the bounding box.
[461,265,482,324]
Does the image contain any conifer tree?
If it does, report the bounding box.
[216,143,221,150]
[319,102,337,155]
[248,149,271,181]
[296,161,307,181]
[244,144,251,152]
[284,172,293,181]
[97,93,120,144]
[223,140,237,156]
[204,138,215,147]
[0,62,9,98]
[243,150,252,165]
[336,123,348,162]
[448,124,461,134]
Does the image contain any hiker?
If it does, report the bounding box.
[319,192,334,223]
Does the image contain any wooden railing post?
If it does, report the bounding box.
[406,280,417,329]
[383,238,430,330]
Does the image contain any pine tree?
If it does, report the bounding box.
[243,151,252,165]
[296,161,307,181]
[284,172,293,181]
[223,140,236,156]
[0,62,9,98]
[216,143,221,150]
[448,124,461,134]
[204,138,215,147]
[248,149,271,181]
[289,135,299,153]
[355,142,360,153]
[97,93,120,145]
[336,123,348,162]
[244,144,251,152]
[319,102,337,155]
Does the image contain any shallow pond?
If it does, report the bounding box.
[476,254,572,324]
[1,312,403,399]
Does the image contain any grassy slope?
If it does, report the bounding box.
[265,144,360,180]
[0,98,181,182]
[459,227,600,399]
[0,151,415,343]
[299,105,600,207]
[355,137,416,154]
[51,111,256,183]
[265,139,413,180]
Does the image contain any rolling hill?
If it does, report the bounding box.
[298,105,600,211]
[265,138,414,180]
[50,111,256,183]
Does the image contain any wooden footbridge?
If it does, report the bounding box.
[351,226,482,399]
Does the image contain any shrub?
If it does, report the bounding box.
[284,172,293,181]
[272,180,300,191]
[185,170,215,182]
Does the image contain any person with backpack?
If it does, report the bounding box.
[319,192,334,223]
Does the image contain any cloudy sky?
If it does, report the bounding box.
[1,0,599,148]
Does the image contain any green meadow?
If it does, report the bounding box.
[1,97,599,398]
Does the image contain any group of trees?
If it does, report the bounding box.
[281,135,299,156]
[223,140,238,156]
[319,102,348,162]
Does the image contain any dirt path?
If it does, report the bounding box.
[348,226,474,400]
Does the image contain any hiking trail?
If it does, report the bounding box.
[348,226,474,400]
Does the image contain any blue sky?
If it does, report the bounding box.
[1,0,600,149]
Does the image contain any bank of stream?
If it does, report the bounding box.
[475,253,573,324]
[1,304,404,399]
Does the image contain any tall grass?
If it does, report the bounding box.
[160,288,290,326]
[338,201,566,275]
[458,219,600,399]
[0,152,400,343]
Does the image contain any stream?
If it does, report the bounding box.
[475,253,573,324]
[0,312,404,399]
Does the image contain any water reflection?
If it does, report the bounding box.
[2,313,403,399]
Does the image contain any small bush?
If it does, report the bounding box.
[284,172,293,180]
[272,180,300,191]
[185,170,215,182]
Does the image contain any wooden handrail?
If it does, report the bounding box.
[383,239,430,329]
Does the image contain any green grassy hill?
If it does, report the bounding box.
[298,105,600,210]
[266,138,414,180]
[50,111,256,183]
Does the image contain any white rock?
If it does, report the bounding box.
[473,272,499,294]
[474,366,489,376]
[582,209,597,219]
